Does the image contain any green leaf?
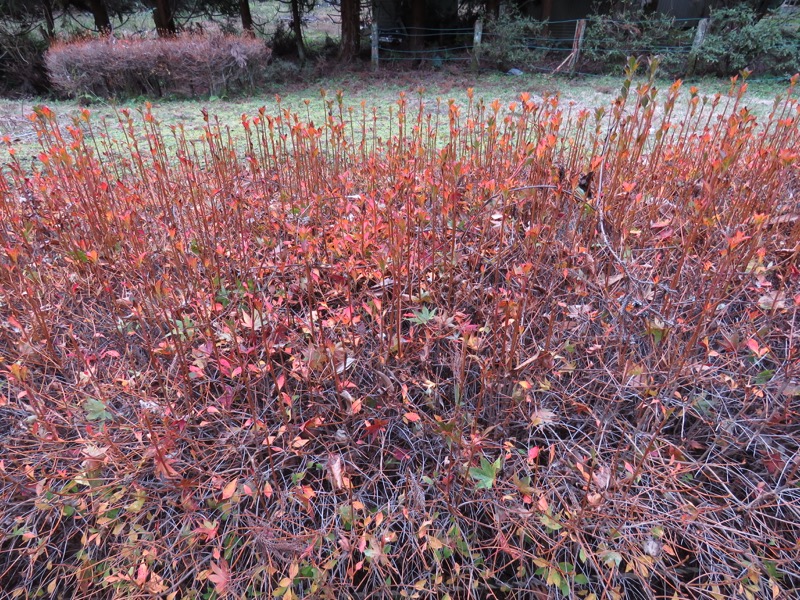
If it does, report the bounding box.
[557,562,575,575]
[469,456,502,490]
[546,567,563,590]
[454,536,470,558]
[338,505,354,528]
[84,398,112,422]
[215,285,230,307]
[299,564,317,578]
[540,511,562,532]
[511,474,535,495]
[601,550,622,569]
[650,526,663,538]
[754,370,774,385]
[763,560,782,581]
[406,305,437,325]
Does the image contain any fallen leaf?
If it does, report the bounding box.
[598,273,626,286]
[758,291,786,311]
[591,465,611,490]
[530,409,556,427]
[586,492,602,506]
[291,437,310,449]
[643,538,662,558]
[763,452,785,476]
[328,453,345,490]
[779,381,800,397]
[221,478,238,500]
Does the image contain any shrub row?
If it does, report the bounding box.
[583,5,800,77]
[45,33,271,99]
[699,6,800,76]
[582,11,695,76]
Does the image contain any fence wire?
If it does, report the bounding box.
[370,16,797,82]
[375,17,697,66]
[377,19,699,70]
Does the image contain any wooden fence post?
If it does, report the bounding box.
[687,18,709,77]
[472,19,483,71]
[568,19,586,76]
[371,21,379,71]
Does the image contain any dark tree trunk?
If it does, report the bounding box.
[486,0,499,20]
[410,0,424,52]
[239,0,254,34]
[541,0,552,21]
[339,0,359,60]
[153,0,176,36]
[290,0,306,63]
[41,0,56,39]
[755,0,779,18]
[88,0,112,34]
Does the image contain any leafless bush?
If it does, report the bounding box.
[0,31,49,96]
[45,33,271,98]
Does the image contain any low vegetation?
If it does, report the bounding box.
[1,62,799,599]
[46,34,270,99]
[583,4,800,78]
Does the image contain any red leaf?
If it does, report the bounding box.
[135,562,148,585]
[208,560,229,595]
[763,452,785,476]
[363,418,388,442]
[391,447,411,461]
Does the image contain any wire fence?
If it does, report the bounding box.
[369,16,796,81]
[373,17,699,65]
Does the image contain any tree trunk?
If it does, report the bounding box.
[153,0,176,36]
[485,0,499,21]
[339,0,359,60]
[541,0,552,21]
[409,0,424,52]
[88,0,112,35]
[41,0,56,39]
[239,0,254,34]
[290,0,306,63]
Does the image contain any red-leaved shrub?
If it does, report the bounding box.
[45,34,270,99]
[1,65,799,599]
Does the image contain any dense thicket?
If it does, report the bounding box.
[1,64,799,599]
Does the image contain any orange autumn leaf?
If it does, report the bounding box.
[221,478,238,500]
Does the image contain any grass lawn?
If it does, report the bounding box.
[1,70,793,162]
